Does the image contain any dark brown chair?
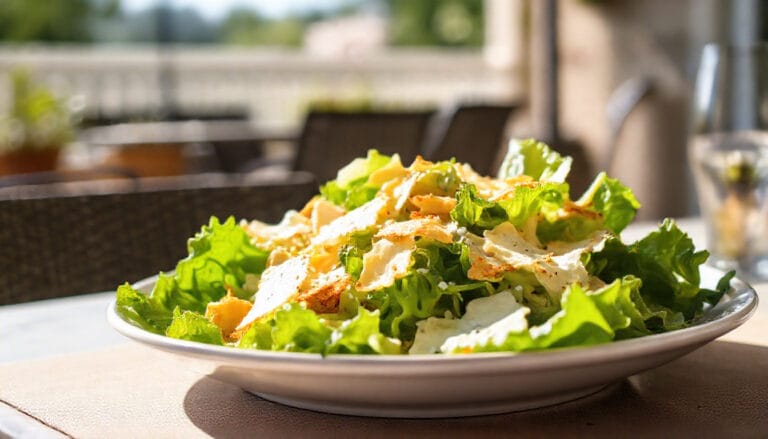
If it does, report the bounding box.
[422,104,519,176]
[0,172,317,305]
[292,110,435,183]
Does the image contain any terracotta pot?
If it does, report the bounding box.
[0,148,61,176]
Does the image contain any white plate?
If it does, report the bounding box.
[107,266,757,418]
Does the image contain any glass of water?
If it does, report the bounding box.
[690,42,768,280]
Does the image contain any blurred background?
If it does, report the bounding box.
[0,0,765,220]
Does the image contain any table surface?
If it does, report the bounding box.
[1,218,766,438]
[80,121,298,146]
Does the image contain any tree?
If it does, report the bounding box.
[387,0,484,47]
[0,0,92,42]
[218,8,304,47]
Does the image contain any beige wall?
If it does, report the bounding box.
[557,0,723,219]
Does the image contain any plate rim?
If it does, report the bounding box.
[106,266,759,371]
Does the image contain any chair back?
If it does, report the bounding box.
[423,104,518,176]
[0,173,316,305]
[293,110,434,183]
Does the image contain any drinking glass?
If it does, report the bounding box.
[690,42,768,280]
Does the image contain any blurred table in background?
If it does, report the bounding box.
[78,120,298,176]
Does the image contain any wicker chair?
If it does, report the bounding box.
[0,172,317,305]
[292,110,435,183]
[422,104,519,176]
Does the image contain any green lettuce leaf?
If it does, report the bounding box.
[536,215,604,244]
[411,160,461,197]
[458,278,649,353]
[366,272,460,342]
[320,150,392,210]
[497,138,572,182]
[165,308,224,345]
[115,283,173,334]
[327,308,402,354]
[237,303,401,354]
[537,172,639,243]
[115,216,269,333]
[577,172,641,234]
[587,219,721,323]
[269,304,332,353]
[498,183,568,227]
[450,182,568,235]
[364,239,492,341]
[236,319,273,350]
[339,228,376,280]
[153,216,269,314]
[495,271,559,324]
[450,183,507,234]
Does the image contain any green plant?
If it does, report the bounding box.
[0,69,75,153]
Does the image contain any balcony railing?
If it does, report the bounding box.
[0,46,521,129]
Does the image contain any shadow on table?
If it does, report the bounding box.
[183,341,768,438]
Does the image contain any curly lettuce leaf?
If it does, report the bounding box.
[236,319,273,350]
[237,303,401,354]
[577,172,641,234]
[497,138,572,182]
[327,308,402,354]
[366,272,460,341]
[411,160,461,197]
[339,228,376,280]
[495,270,559,324]
[364,239,492,341]
[413,278,648,353]
[536,172,639,243]
[165,308,224,345]
[499,183,568,227]
[450,183,567,235]
[320,150,393,210]
[269,304,332,353]
[536,215,604,244]
[439,278,649,353]
[587,219,724,323]
[153,217,269,313]
[450,183,507,234]
[116,283,173,334]
[116,216,269,333]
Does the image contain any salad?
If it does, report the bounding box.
[116,139,733,355]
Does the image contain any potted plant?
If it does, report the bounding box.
[0,69,76,175]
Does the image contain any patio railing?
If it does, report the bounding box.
[0,46,522,129]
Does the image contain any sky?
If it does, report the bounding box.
[121,0,352,20]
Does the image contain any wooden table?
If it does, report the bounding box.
[1,219,766,438]
[78,121,298,176]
